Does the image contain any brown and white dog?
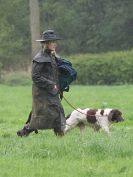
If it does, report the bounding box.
[64,108,124,134]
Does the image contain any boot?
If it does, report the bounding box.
[17,124,38,137]
[53,127,64,136]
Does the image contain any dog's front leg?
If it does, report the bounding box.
[98,119,110,135]
[101,125,110,135]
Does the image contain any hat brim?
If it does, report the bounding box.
[36,37,62,42]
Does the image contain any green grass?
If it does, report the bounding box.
[0,84,133,177]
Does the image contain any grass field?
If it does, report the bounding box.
[0,84,133,177]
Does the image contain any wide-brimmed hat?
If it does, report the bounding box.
[36,30,62,42]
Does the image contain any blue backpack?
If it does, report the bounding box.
[56,58,77,93]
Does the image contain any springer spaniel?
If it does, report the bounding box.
[64,108,124,134]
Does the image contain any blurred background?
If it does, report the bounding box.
[0,0,133,85]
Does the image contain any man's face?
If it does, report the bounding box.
[47,41,57,51]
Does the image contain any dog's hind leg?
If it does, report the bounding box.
[78,123,85,135]
[64,116,79,133]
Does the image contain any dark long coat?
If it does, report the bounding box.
[29,49,66,132]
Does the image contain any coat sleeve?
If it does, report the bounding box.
[32,61,55,90]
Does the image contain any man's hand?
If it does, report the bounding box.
[50,84,58,95]
[54,84,58,90]
[53,84,58,92]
